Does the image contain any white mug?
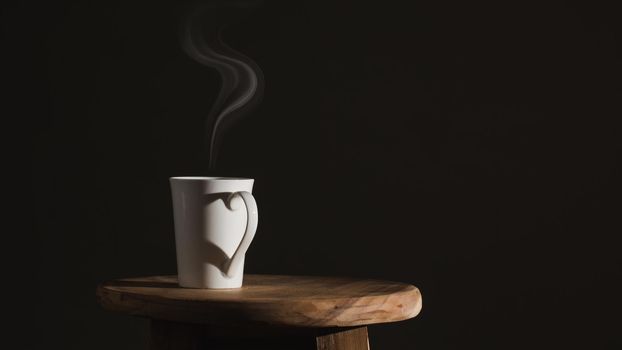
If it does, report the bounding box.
[170,177,258,289]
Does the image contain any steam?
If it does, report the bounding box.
[180,3,264,169]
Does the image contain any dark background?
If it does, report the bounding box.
[13,0,622,348]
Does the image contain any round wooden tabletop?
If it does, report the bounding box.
[97,275,422,328]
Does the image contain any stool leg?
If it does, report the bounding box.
[316,327,370,350]
[149,320,201,350]
[148,320,369,350]
[149,320,318,350]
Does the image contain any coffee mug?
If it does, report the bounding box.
[170,177,258,289]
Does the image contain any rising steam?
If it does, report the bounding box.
[180,3,264,169]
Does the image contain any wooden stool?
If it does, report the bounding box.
[97,275,422,349]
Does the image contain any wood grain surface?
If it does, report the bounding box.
[97,275,422,328]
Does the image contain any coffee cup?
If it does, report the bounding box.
[170,177,258,289]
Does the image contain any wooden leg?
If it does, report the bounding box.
[148,320,369,350]
[148,320,200,350]
[316,327,369,350]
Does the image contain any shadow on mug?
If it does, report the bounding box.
[199,240,230,274]
[203,192,231,206]
[170,184,256,288]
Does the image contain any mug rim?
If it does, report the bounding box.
[170,176,253,181]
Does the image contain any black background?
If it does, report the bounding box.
[13,0,622,348]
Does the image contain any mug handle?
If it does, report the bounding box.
[222,191,258,278]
